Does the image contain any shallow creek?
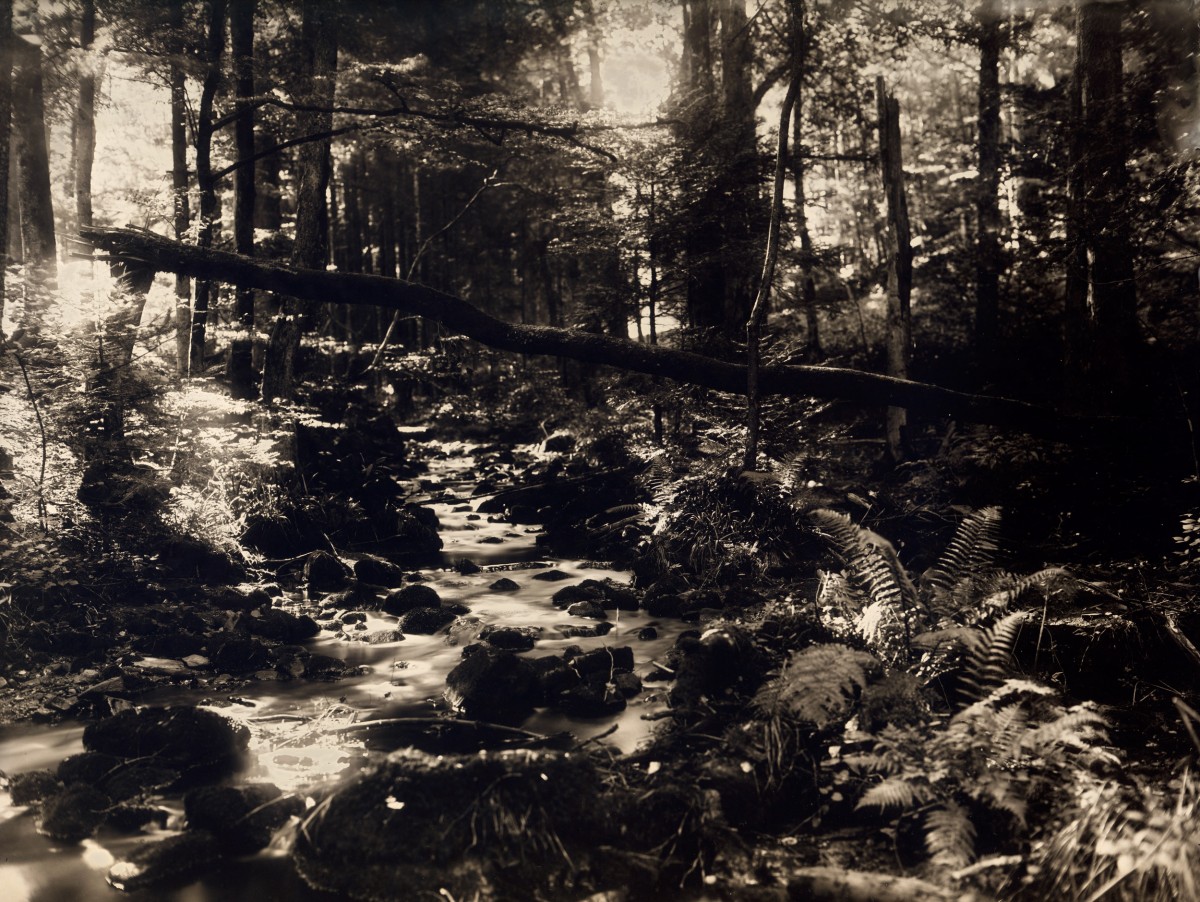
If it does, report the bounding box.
[0,445,683,900]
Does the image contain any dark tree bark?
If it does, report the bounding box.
[83,225,1158,444]
[261,0,337,403]
[226,0,257,398]
[0,0,12,333]
[12,32,57,332]
[790,8,819,361]
[1067,0,1141,413]
[877,77,913,462]
[745,0,803,471]
[74,0,97,232]
[975,0,1003,384]
[169,0,191,374]
[191,0,227,375]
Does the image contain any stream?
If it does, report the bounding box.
[0,443,682,901]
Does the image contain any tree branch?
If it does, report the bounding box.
[80,226,1163,444]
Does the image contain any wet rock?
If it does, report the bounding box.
[108,831,224,893]
[551,584,606,607]
[211,586,267,613]
[531,569,572,582]
[37,785,110,842]
[184,783,302,855]
[479,625,541,652]
[157,535,246,585]
[567,601,607,620]
[557,682,627,718]
[242,513,315,557]
[364,628,405,645]
[382,584,441,615]
[612,672,643,698]
[354,555,407,587]
[292,749,606,901]
[183,654,210,669]
[304,654,350,680]
[246,608,320,642]
[399,606,458,635]
[58,752,123,787]
[637,627,658,640]
[305,551,352,592]
[489,577,520,592]
[105,804,169,833]
[643,595,683,618]
[83,706,249,773]
[453,559,482,575]
[210,635,271,673]
[556,622,614,639]
[323,582,386,610]
[569,646,635,677]
[445,649,540,722]
[8,769,63,806]
[341,611,367,625]
[669,625,762,709]
[530,656,581,700]
[102,762,181,802]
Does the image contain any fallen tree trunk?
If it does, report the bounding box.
[82,226,1160,443]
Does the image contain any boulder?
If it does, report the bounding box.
[36,785,110,842]
[304,654,350,680]
[479,626,541,652]
[453,559,482,575]
[245,608,320,642]
[292,749,605,902]
[353,555,407,587]
[209,635,271,673]
[184,783,303,855]
[531,569,572,582]
[566,601,607,620]
[108,831,225,893]
[382,584,441,615]
[305,551,352,592]
[8,769,63,806]
[399,606,458,635]
[83,706,249,774]
[489,577,520,592]
[445,649,540,722]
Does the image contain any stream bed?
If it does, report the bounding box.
[0,444,682,901]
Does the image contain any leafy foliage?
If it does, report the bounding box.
[752,644,882,730]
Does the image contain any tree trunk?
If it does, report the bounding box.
[84,225,1155,445]
[74,0,97,232]
[975,0,1003,385]
[191,0,227,375]
[1072,0,1141,413]
[745,0,803,471]
[169,0,191,375]
[790,16,819,361]
[261,0,337,403]
[226,0,257,398]
[0,0,12,334]
[12,33,57,333]
[877,77,913,462]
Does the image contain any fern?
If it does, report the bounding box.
[857,775,935,812]
[752,644,881,729]
[957,611,1030,705]
[926,801,976,869]
[922,506,1003,597]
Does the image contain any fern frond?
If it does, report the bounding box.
[958,612,1030,705]
[857,776,935,812]
[926,801,976,868]
[1023,707,1108,756]
[974,771,1029,826]
[973,567,1070,620]
[922,507,1003,596]
[751,644,881,729]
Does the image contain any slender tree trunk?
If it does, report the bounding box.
[191,0,227,375]
[261,0,337,403]
[744,0,802,471]
[0,0,12,335]
[975,0,1003,384]
[75,0,97,232]
[1073,0,1140,413]
[877,77,913,462]
[1063,13,1089,403]
[169,0,191,374]
[227,0,257,398]
[251,128,280,371]
[790,11,820,362]
[13,33,56,334]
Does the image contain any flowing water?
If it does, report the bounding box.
[0,445,682,901]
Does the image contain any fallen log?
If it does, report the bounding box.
[788,866,983,901]
[82,226,1164,443]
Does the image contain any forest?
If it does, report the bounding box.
[0,0,1199,899]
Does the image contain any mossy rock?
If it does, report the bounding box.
[83,706,249,774]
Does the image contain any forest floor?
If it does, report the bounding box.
[2,362,1200,900]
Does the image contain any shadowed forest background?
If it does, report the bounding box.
[2,0,1200,900]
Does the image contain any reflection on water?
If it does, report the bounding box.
[0,446,681,900]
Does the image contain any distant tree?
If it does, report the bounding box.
[974,0,1003,384]
[226,0,257,398]
[0,0,12,332]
